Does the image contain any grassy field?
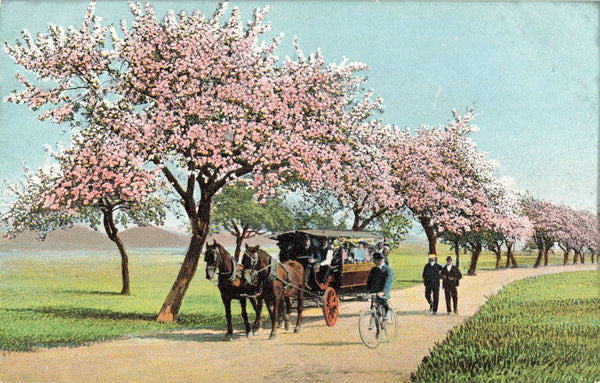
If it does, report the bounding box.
[388,241,569,290]
[0,243,578,351]
[411,270,600,382]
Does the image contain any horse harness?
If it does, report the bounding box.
[247,251,296,293]
[217,251,239,285]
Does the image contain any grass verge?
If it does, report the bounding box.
[411,270,600,382]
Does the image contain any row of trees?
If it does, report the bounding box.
[523,199,599,267]
[2,2,597,323]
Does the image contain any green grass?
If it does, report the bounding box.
[411,271,600,383]
[0,249,225,350]
[0,243,585,351]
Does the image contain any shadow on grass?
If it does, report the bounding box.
[5,307,228,329]
[59,289,124,296]
[5,307,158,321]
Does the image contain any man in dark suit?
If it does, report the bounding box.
[366,252,394,322]
[441,256,462,315]
[422,254,442,314]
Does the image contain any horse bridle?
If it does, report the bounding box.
[207,247,238,284]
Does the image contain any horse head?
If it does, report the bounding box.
[242,243,267,285]
[204,240,227,280]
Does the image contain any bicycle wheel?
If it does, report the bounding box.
[382,307,399,342]
[358,310,380,349]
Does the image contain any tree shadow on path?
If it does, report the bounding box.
[137,331,228,343]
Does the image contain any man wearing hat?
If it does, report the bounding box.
[366,252,394,320]
[422,254,442,314]
[441,256,462,315]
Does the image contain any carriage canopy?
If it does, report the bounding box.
[271,229,382,241]
[271,230,384,263]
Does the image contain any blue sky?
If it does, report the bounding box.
[0,1,598,224]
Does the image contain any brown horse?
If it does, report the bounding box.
[204,241,262,340]
[242,244,305,340]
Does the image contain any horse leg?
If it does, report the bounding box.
[269,294,279,340]
[223,295,234,341]
[283,296,291,332]
[239,297,253,337]
[294,289,304,333]
[250,297,262,334]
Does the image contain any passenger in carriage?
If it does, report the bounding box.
[315,239,335,285]
[351,242,366,263]
[340,244,349,264]
[364,243,372,262]
[304,236,327,289]
[345,243,355,263]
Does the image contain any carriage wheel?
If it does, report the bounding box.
[322,287,339,326]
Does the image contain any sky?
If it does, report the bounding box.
[0,1,598,229]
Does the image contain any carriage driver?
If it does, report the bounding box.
[366,252,394,321]
[304,237,326,288]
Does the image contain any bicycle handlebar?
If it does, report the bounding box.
[364,293,389,301]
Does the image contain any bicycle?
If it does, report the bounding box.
[358,293,399,348]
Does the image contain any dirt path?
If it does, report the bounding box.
[1,264,597,383]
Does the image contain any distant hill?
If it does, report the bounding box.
[0,225,113,251]
[0,225,277,251]
[119,225,190,248]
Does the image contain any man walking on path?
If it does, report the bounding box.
[422,254,442,314]
[441,256,462,314]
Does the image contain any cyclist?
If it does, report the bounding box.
[366,252,394,323]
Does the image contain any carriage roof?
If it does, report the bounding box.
[270,230,383,242]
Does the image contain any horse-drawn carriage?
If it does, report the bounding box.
[264,229,384,327]
[205,229,384,340]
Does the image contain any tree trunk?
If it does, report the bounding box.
[505,242,518,268]
[157,229,207,323]
[115,237,130,295]
[157,186,212,323]
[533,248,543,268]
[351,213,361,231]
[467,240,482,276]
[543,244,550,266]
[230,223,250,262]
[234,235,244,263]
[494,244,502,269]
[454,241,460,268]
[573,250,580,264]
[563,249,570,265]
[102,207,130,295]
[533,237,544,268]
[419,216,437,255]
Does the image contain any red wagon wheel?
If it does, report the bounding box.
[322,287,339,326]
